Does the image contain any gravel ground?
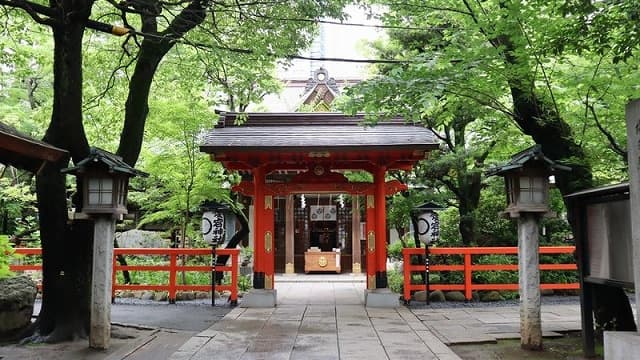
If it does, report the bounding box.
[408,295,581,309]
[408,293,636,309]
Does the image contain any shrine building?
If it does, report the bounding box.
[200,111,438,306]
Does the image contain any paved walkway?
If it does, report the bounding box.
[170,275,583,360]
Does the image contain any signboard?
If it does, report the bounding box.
[310,205,337,221]
[417,210,440,244]
[586,200,634,284]
[202,211,225,244]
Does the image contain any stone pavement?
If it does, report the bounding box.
[169,275,583,360]
[413,304,582,345]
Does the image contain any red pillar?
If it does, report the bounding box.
[365,192,377,289]
[252,167,265,289]
[252,166,275,290]
[262,192,275,290]
[374,165,388,289]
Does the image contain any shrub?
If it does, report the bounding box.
[387,268,404,294]
[387,241,412,261]
[0,235,15,279]
[472,254,518,284]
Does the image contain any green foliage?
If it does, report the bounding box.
[238,274,252,292]
[437,208,462,245]
[0,235,15,279]
[0,177,38,238]
[472,254,518,285]
[387,240,413,261]
[387,268,404,294]
[132,100,231,243]
[474,179,517,246]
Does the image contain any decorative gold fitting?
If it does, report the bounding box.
[367,231,375,252]
[265,231,273,253]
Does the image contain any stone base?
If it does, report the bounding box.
[240,289,277,308]
[365,289,400,308]
[285,263,295,274]
[604,331,640,359]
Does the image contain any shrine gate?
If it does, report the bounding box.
[200,112,438,306]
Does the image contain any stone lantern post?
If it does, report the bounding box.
[487,145,570,350]
[62,148,146,349]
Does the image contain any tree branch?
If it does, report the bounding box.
[587,103,627,163]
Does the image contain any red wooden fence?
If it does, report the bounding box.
[402,246,579,303]
[10,247,240,304]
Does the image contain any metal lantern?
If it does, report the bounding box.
[62,148,146,216]
[487,145,571,218]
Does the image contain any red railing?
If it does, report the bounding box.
[402,246,579,302]
[10,247,240,304]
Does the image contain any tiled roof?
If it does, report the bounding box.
[201,112,438,152]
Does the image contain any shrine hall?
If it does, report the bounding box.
[200,112,438,306]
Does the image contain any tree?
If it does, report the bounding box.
[347,0,636,332]
[342,20,521,245]
[1,0,348,342]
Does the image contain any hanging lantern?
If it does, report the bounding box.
[412,202,444,244]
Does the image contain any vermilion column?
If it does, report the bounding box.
[374,166,388,289]
[262,192,275,289]
[252,167,265,289]
[365,192,377,289]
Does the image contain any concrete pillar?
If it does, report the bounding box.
[285,194,295,274]
[351,195,361,273]
[90,216,116,349]
[518,213,542,350]
[625,99,640,328]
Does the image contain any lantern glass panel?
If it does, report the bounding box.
[117,179,127,206]
[518,176,546,205]
[88,177,114,206]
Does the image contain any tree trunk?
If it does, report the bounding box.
[29,2,94,341]
[499,30,636,333]
[116,0,207,166]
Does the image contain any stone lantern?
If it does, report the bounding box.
[62,147,146,350]
[487,145,570,218]
[487,144,570,350]
[62,147,145,216]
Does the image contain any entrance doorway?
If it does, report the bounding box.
[274,194,364,274]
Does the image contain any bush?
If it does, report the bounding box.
[387,241,413,261]
[0,235,15,279]
[472,254,518,284]
[387,268,404,294]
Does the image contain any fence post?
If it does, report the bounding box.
[464,252,472,300]
[111,254,117,304]
[403,249,411,303]
[169,252,177,304]
[231,250,238,306]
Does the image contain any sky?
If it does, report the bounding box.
[258,5,385,112]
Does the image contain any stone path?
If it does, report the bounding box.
[169,275,588,360]
[170,305,461,360]
[413,304,582,345]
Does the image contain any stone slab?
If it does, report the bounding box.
[364,289,400,308]
[604,331,640,360]
[240,289,277,308]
